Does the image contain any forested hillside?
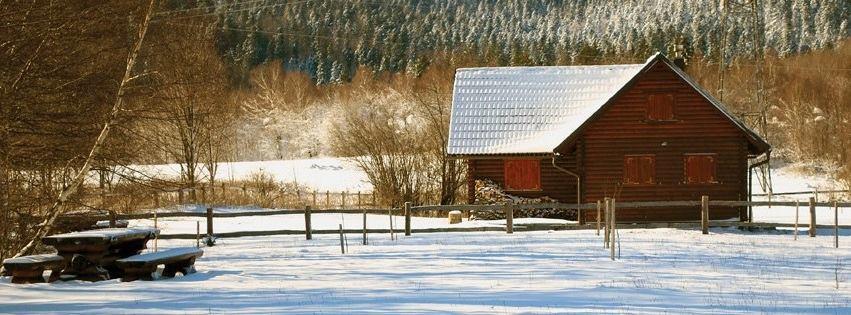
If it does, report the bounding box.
[187,0,849,83]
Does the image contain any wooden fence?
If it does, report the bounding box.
[78,186,379,214]
[84,197,850,251]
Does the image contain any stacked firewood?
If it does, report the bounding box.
[471,180,576,220]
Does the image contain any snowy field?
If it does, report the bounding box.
[117,157,373,193]
[751,164,848,224]
[1,228,849,314]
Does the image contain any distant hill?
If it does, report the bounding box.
[168,0,849,84]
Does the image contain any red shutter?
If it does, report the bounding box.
[642,156,655,184]
[624,155,655,185]
[504,160,541,190]
[684,154,717,184]
[624,157,637,184]
[647,93,674,120]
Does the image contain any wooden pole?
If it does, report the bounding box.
[153,211,158,252]
[610,198,616,261]
[505,205,514,234]
[362,207,368,245]
[339,224,345,254]
[596,200,601,236]
[312,190,317,208]
[304,206,312,240]
[404,202,412,236]
[325,191,330,209]
[200,187,206,205]
[196,221,200,248]
[809,197,817,237]
[357,191,362,209]
[835,201,839,248]
[206,207,213,237]
[604,198,610,248]
[701,195,709,235]
[794,201,799,240]
[389,209,395,241]
[342,191,347,209]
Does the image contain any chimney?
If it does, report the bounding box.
[669,41,687,70]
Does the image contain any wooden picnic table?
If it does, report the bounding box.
[41,227,159,281]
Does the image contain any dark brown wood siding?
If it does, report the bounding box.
[580,62,748,222]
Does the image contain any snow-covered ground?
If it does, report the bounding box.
[120,157,373,193]
[1,228,849,314]
[751,163,849,224]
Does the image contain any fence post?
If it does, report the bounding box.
[596,200,601,236]
[362,207,368,245]
[339,224,345,254]
[342,191,347,209]
[388,209,395,240]
[206,207,213,237]
[610,198,616,261]
[196,221,200,248]
[312,190,317,208]
[304,206,312,240]
[153,211,158,252]
[604,198,610,248]
[404,202,412,236]
[326,191,330,209]
[835,201,839,248]
[794,201,799,240]
[357,191,362,209]
[809,197,817,237]
[701,195,709,235]
[200,187,207,205]
[505,205,514,234]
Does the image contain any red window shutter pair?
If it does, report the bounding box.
[684,154,717,184]
[624,155,655,185]
[647,93,674,121]
[504,159,541,191]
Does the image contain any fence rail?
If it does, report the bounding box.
[70,197,851,247]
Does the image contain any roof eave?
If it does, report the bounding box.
[447,152,556,159]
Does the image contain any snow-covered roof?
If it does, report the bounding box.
[447,53,770,156]
[447,56,653,155]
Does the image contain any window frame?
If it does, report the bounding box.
[503,159,542,192]
[645,92,677,122]
[623,154,657,186]
[683,153,719,185]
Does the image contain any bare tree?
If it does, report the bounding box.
[136,22,233,201]
[13,0,157,257]
[331,89,431,207]
[412,65,465,205]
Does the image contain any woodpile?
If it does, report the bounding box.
[471,180,576,220]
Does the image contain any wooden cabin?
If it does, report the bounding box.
[447,53,770,222]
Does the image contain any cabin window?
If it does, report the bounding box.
[646,93,675,121]
[623,155,656,185]
[684,154,718,184]
[504,159,541,191]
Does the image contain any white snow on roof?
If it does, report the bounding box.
[447,58,653,155]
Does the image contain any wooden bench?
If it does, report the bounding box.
[115,248,203,282]
[2,254,66,284]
